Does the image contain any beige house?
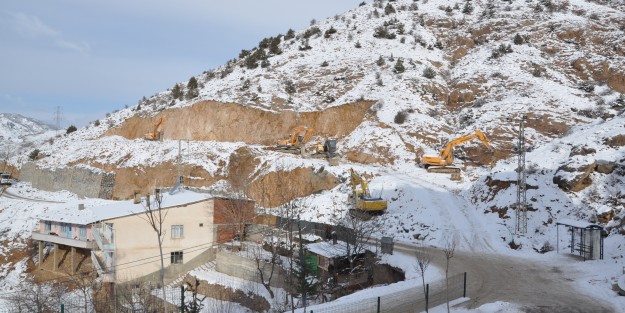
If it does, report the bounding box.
[32,190,254,283]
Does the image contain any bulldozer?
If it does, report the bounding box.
[144,114,165,141]
[421,129,492,175]
[276,125,313,154]
[312,138,339,165]
[348,169,387,216]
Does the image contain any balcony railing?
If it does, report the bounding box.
[32,231,94,250]
[92,223,115,251]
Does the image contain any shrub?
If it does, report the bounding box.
[303,27,321,39]
[384,3,396,15]
[359,1,366,6]
[66,125,77,134]
[462,2,474,14]
[532,68,542,77]
[94,120,100,126]
[320,61,329,67]
[513,33,524,45]
[394,110,409,124]
[284,80,296,94]
[423,66,436,79]
[284,29,295,40]
[376,55,385,66]
[324,26,337,38]
[394,58,405,73]
[29,149,40,161]
[172,84,183,99]
[578,80,595,93]
[355,41,362,48]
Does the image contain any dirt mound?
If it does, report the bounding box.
[106,100,375,145]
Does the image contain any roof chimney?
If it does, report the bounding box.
[78,203,85,210]
[331,231,337,245]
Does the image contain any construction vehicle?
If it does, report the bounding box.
[312,138,339,165]
[276,126,313,154]
[0,172,11,186]
[421,129,492,175]
[144,114,165,141]
[348,169,387,215]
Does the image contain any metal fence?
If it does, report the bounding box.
[296,272,467,313]
[0,273,466,313]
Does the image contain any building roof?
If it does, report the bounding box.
[556,218,604,229]
[39,190,210,225]
[305,240,366,258]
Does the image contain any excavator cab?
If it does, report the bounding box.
[421,129,492,175]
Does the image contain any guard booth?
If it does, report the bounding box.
[556,219,604,261]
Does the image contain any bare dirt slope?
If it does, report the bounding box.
[106,100,376,145]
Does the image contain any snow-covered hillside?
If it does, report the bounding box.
[0,113,57,159]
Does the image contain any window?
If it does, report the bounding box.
[171,225,184,239]
[61,223,71,233]
[44,221,52,233]
[171,251,183,264]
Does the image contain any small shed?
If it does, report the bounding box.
[556,219,604,261]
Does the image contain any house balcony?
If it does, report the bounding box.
[92,224,115,251]
[32,231,94,250]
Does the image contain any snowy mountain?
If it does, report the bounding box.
[0,113,57,160]
[5,0,625,249]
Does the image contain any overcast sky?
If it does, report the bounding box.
[0,1,363,127]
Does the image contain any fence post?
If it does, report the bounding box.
[377,296,381,313]
[61,304,64,313]
[425,284,429,313]
[463,272,467,298]
[180,285,185,313]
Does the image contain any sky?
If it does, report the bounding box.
[0,0,363,128]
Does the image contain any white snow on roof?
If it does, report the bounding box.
[557,218,602,229]
[38,190,210,225]
[305,240,364,258]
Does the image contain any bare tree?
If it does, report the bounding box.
[335,210,379,277]
[443,235,457,313]
[138,190,169,304]
[3,281,65,313]
[414,244,431,304]
[220,193,257,246]
[251,234,279,299]
[62,269,98,313]
[116,281,162,312]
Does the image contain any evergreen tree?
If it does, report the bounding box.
[285,29,296,40]
[394,58,405,73]
[187,77,198,90]
[171,84,183,100]
[462,2,473,14]
[376,55,385,66]
[66,125,77,134]
[29,149,40,161]
[423,66,436,79]
[384,3,396,15]
[513,33,524,45]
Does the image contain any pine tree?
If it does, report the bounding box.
[384,3,396,15]
[171,84,183,100]
[66,125,77,134]
[394,58,405,73]
[376,55,385,66]
[187,77,198,90]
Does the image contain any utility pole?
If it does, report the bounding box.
[54,106,62,135]
[508,115,530,235]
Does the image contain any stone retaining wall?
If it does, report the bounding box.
[19,162,115,199]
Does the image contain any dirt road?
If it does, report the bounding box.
[0,187,64,203]
[394,242,614,313]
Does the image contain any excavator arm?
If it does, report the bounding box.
[439,129,491,165]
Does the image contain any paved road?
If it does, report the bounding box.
[0,186,64,203]
[393,241,614,313]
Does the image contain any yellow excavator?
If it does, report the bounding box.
[144,114,165,141]
[276,125,313,154]
[348,169,387,215]
[421,129,492,174]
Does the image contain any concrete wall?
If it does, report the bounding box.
[107,199,215,283]
[19,162,115,199]
[215,250,288,289]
